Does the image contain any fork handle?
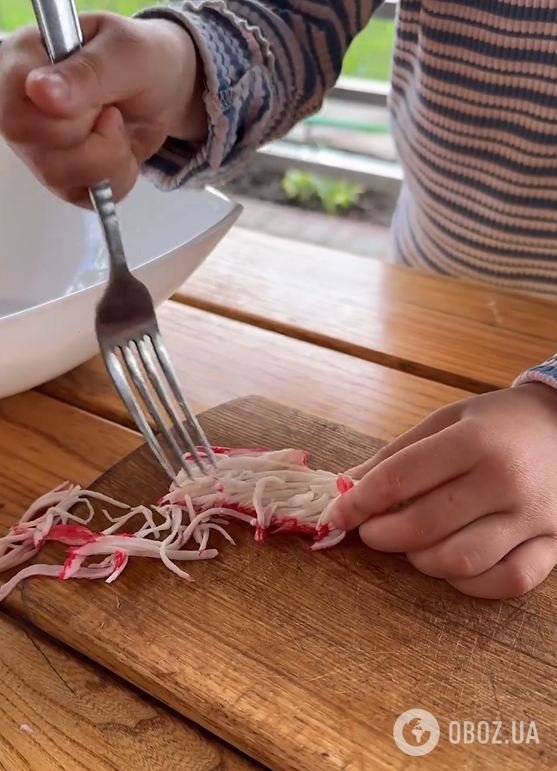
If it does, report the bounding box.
[31,0,130,273]
[31,0,82,63]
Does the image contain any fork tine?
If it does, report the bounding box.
[104,350,177,481]
[147,333,216,469]
[121,345,195,481]
[137,336,208,473]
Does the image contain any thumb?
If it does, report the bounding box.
[24,14,146,119]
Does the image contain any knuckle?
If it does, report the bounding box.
[12,25,42,47]
[106,15,146,49]
[484,441,529,503]
[435,546,478,580]
[505,563,537,597]
[90,15,148,67]
[0,28,48,74]
[463,418,493,457]
[449,551,478,579]
[0,43,51,145]
[495,462,524,503]
[0,26,38,54]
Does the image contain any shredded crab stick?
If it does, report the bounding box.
[0,448,354,603]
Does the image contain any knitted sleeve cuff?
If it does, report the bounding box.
[513,355,557,390]
[134,2,275,190]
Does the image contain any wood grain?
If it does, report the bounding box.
[0,391,141,537]
[0,393,262,771]
[0,612,262,771]
[40,301,470,443]
[6,397,554,771]
[175,228,557,392]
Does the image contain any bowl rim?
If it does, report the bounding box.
[0,187,241,327]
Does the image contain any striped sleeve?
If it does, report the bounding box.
[136,0,378,189]
[514,360,557,391]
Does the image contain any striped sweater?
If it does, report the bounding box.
[139,0,557,389]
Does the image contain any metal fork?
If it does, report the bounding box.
[32,0,215,480]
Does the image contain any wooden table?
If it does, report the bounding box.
[2,227,557,771]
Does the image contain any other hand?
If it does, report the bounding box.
[330,383,557,599]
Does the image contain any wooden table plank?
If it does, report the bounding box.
[0,393,262,771]
[40,301,470,444]
[174,228,557,393]
[0,612,262,771]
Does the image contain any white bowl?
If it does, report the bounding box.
[0,139,241,399]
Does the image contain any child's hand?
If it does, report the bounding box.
[330,383,557,599]
[0,12,205,206]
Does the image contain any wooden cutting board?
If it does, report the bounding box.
[6,397,556,771]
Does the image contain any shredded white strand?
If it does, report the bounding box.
[0,448,353,603]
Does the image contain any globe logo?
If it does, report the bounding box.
[393,709,440,756]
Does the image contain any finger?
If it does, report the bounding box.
[35,107,138,205]
[447,536,557,599]
[407,510,541,580]
[2,106,98,151]
[346,405,457,479]
[0,30,88,148]
[358,468,503,553]
[0,22,98,148]
[25,14,153,119]
[331,421,480,531]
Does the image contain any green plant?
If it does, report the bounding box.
[282,170,363,216]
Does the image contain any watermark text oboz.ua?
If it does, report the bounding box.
[449,721,539,745]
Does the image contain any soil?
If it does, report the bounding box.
[222,161,398,229]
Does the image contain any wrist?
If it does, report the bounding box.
[516,381,557,407]
[140,16,208,142]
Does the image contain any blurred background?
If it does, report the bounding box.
[0,0,400,258]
